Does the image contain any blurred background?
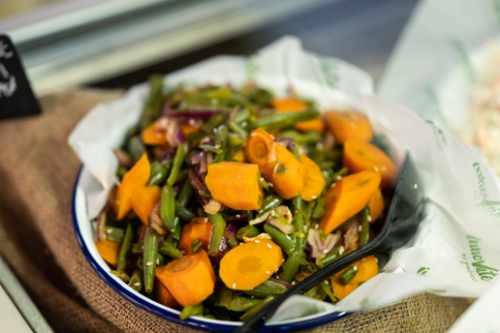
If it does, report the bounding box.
[0,0,418,94]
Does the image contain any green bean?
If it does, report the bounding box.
[264,224,295,255]
[332,167,348,181]
[340,265,358,285]
[105,226,124,242]
[167,143,188,186]
[316,245,343,268]
[176,204,194,221]
[159,239,183,259]
[248,195,282,225]
[304,285,325,300]
[233,108,250,123]
[320,279,336,303]
[172,217,181,240]
[116,165,127,179]
[127,136,145,162]
[312,197,325,219]
[360,207,371,246]
[131,242,143,254]
[228,133,245,147]
[261,195,282,212]
[128,270,142,292]
[180,304,204,320]
[143,228,159,294]
[160,185,176,232]
[259,177,272,190]
[216,289,260,312]
[254,110,319,129]
[201,113,226,133]
[236,225,260,240]
[111,270,129,283]
[281,131,321,144]
[213,125,229,162]
[293,197,304,213]
[225,227,238,248]
[240,297,273,321]
[245,279,288,297]
[208,213,226,256]
[177,179,193,207]
[192,239,203,253]
[139,75,165,129]
[280,250,305,282]
[228,121,247,139]
[117,223,133,271]
[149,161,171,186]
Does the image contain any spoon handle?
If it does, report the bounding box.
[233,245,374,333]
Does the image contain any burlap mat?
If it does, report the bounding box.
[0,89,471,333]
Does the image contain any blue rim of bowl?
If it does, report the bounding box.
[71,167,350,332]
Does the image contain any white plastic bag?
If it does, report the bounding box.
[69,36,500,321]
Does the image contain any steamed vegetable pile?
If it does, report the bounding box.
[94,75,397,321]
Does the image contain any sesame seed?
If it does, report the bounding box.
[265,270,271,274]
[232,282,237,289]
[254,239,260,243]
[266,243,272,249]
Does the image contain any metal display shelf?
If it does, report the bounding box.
[1,0,335,95]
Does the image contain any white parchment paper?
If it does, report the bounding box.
[69,37,500,323]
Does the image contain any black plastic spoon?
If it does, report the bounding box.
[234,155,425,333]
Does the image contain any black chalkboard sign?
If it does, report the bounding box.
[0,34,41,119]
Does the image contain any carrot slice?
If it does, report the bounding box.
[343,140,397,188]
[245,128,276,175]
[351,256,379,284]
[116,154,151,220]
[156,280,179,308]
[321,171,381,234]
[331,279,357,300]
[205,162,263,210]
[131,186,161,225]
[141,122,167,145]
[219,239,284,290]
[179,218,213,254]
[325,111,373,144]
[156,250,215,306]
[273,98,324,132]
[96,239,120,266]
[368,188,384,222]
[270,144,305,199]
[299,155,326,201]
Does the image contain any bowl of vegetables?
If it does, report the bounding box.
[72,78,397,332]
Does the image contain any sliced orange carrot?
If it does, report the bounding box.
[96,239,120,266]
[325,111,373,144]
[351,256,379,284]
[299,154,326,201]
[270,144,305,199]
[273,97,324,132]
[343,140,397,188]
[179,218,213,254]
[321,171,381,234]
[131,185,161,225]
[156,250,215,306]
[156,280,179,308]
[331,279,357,300]
[116,154,151,220]
[141,122,167,145]
[205,162,263,210]
[368,188,384,222]
[245,128,276,175]
[219,239,284,290]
